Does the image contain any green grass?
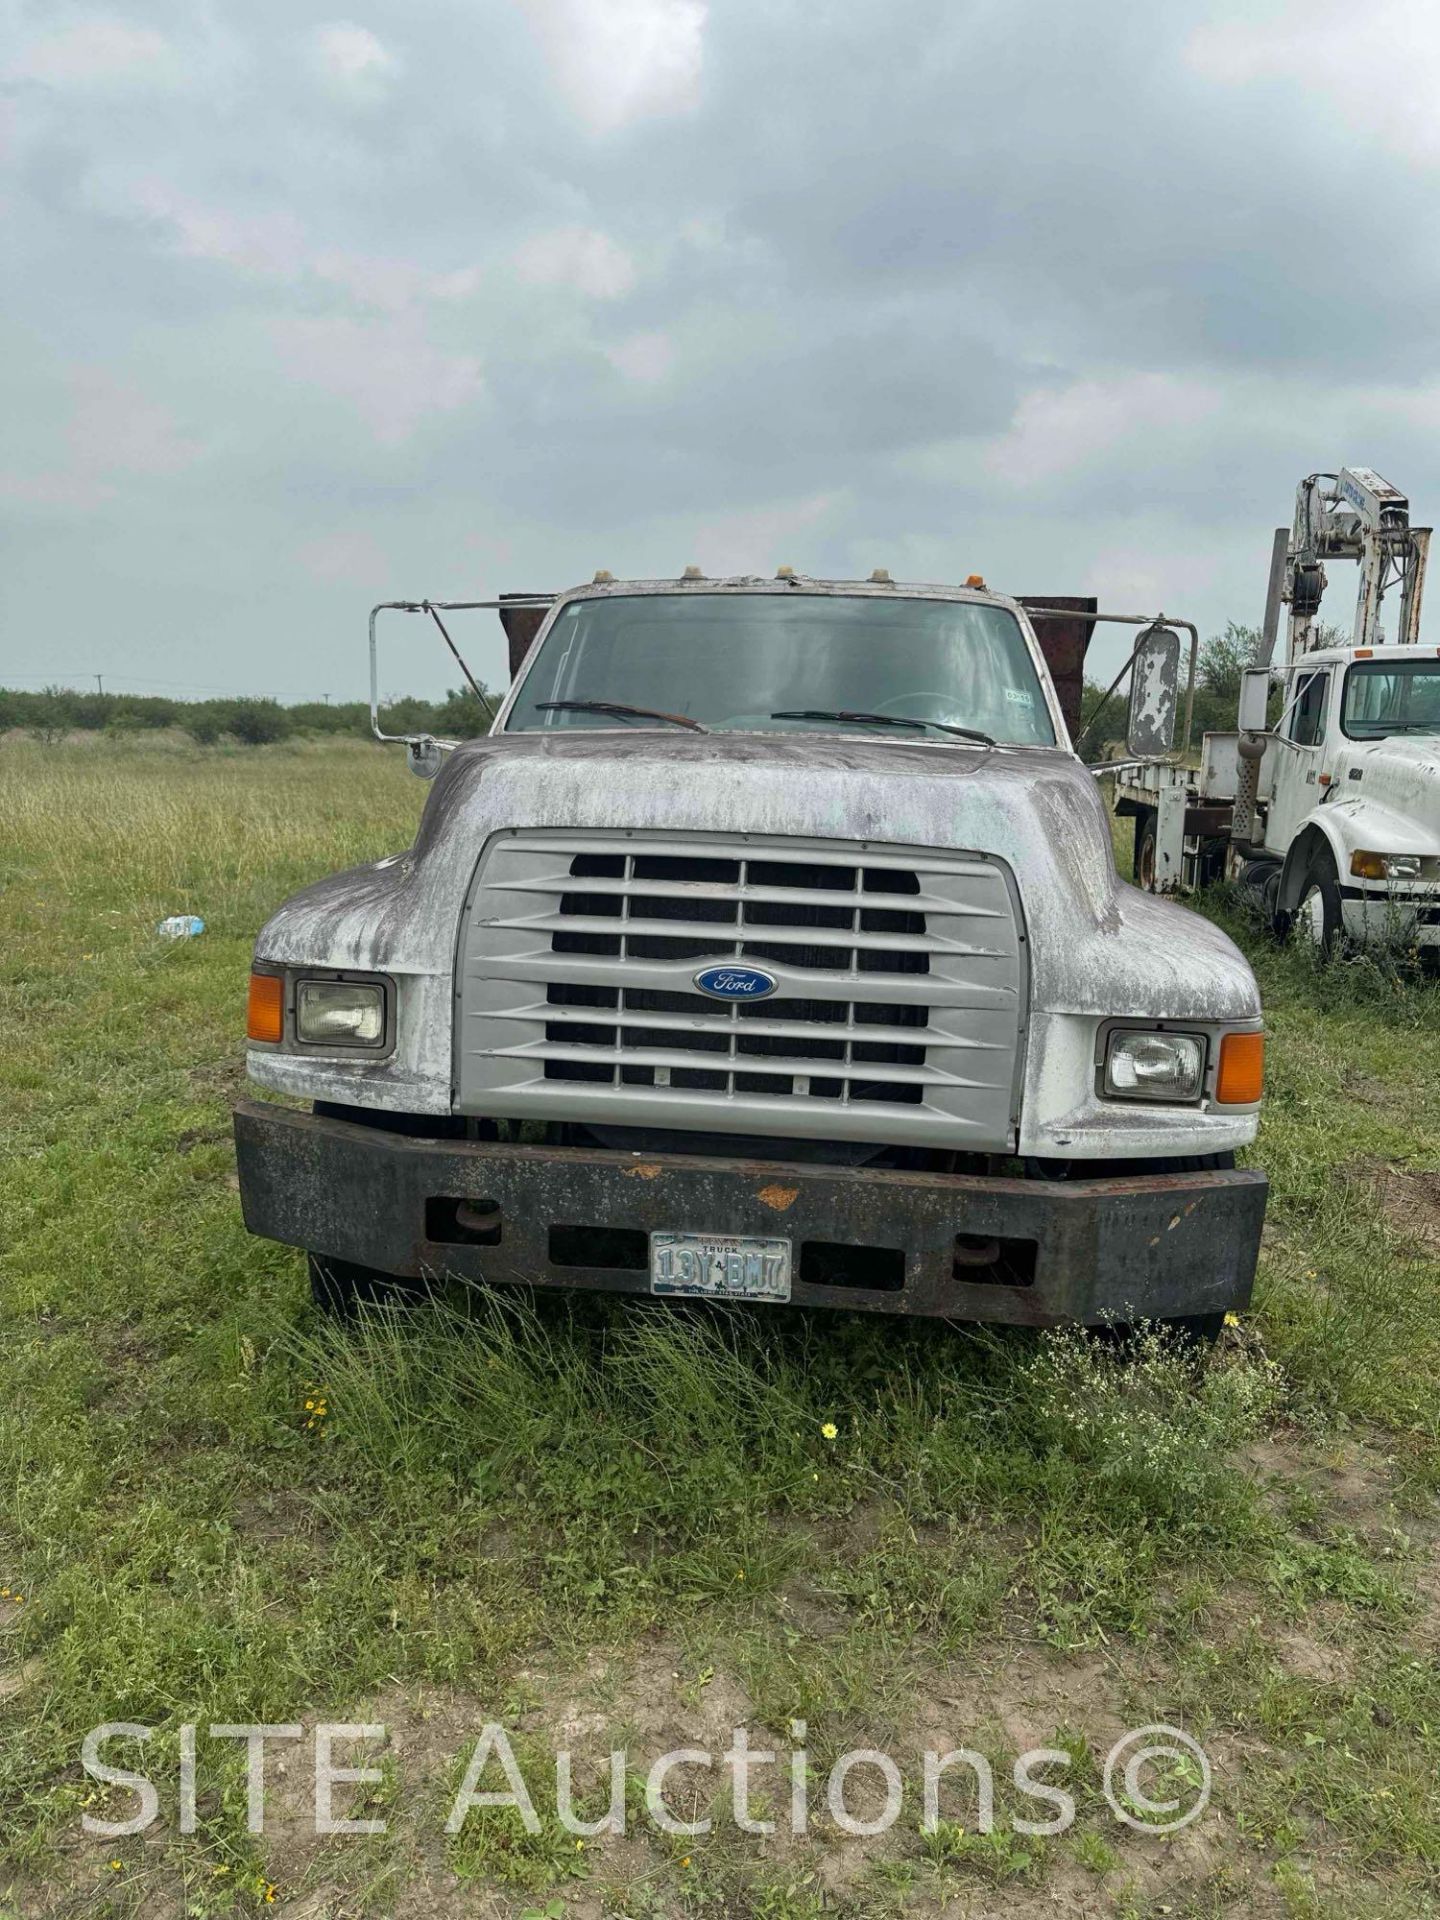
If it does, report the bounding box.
[4,738,1440,1916]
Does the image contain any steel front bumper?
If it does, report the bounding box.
[1341,889,1440,948]
[233,1100,1267,1324]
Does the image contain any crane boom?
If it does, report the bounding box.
[1280,466,1429,663]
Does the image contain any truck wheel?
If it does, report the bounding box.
[1261,865,1286,935]
[1158,1311,1226,1349]
[1133,811,1158,890]
[1290,848,1342,956]
[307,1253,428,1318]
[1098,1308,1226,1352]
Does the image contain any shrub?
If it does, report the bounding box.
[185,704,228,746]
[224,700,290,746]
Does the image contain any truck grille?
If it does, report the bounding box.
[457,831,1026,1148]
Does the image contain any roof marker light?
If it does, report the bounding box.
[775,565,795,579]
[593,569,614,584]
[682,564,704,579]
[965,573,987,589]
[869,568,892,583]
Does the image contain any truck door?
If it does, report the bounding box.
[1266,666,1331,851]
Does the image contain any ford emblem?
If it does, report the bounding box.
[693,964,778,1001]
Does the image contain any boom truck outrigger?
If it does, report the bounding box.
[234,570,1267,1337]
[1114,468,1440,954]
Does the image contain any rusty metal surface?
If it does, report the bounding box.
[1018,595,1095,742]
[1184,806,1236,838]
[234,1099,1266,1325]
[499,595,551,680]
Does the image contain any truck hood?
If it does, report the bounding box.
[259,731,1259,1022]
[1325,734,1440,855]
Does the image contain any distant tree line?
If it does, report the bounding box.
[0,685,498,746]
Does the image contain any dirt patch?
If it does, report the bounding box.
[1365,1160,1440,1255]
[1269,1623,1353,1684]
[912,1642,1132,1755]
[0,1655,44,1703]
[186,1056,248,1102]
[1244,1430,1398,1537]
[232,1486,335,1552]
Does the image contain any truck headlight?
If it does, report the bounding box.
[295,978,387,1047]
[1103,1030,1205,1102]
[1350,850,1425,881]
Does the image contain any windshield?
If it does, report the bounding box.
[1341,659,1440,738]
[504,592,1058,746]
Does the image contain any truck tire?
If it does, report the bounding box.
[1157,1311,1226,1349]
[307,1253,430,1318]
[1290,846,1343,956]
[1133,810,1158,890]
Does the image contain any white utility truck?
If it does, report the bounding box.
[233,572,1267,1335]
[1114,469,1440,954]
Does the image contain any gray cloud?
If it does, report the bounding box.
[3,0,1439,701]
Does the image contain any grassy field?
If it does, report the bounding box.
[4,736,1440,1918]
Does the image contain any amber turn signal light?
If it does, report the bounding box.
[247,972,284,1044]
[1215,1030,1264,1105]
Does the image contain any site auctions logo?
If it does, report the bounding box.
[80,1719,1212,1840]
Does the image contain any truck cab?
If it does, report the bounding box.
[1114,468,1440,958]
[233,573,1267,1333]
[1266,643,1440,950]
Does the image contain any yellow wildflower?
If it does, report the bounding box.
[821,1421,838,1441]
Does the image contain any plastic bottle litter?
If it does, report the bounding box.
[157,915,206,939]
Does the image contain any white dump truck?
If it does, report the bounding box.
[1115,468,1440,955]
[234,572,1266,1335]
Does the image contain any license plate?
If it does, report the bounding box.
[650,1231,792,1302]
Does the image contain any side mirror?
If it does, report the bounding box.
[407,737,442,780]
[1237,667,1271,734]
[1126,623,1181,758]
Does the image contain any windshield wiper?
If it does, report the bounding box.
[771,709,994,745]
[535,700,708,733]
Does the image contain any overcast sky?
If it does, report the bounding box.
[3,0,1438,703]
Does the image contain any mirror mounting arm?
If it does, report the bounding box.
[1025,608,1198,761]
[367,595,556,755]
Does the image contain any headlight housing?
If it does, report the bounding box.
[1350,850,1428,881]
[295,978,387,1047]
[1102,1029,1205,1103]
